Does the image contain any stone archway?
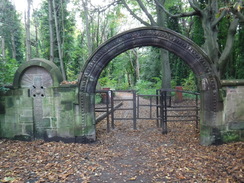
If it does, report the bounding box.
[78,27,222,145]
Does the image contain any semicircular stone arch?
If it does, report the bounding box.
[13,58,63,88]
[78,27,222,145]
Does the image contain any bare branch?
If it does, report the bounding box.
[211,9,228,28]
[121,0,151,26]
[136,0,157,26]
[154,0,200,18]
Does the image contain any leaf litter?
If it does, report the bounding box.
[0,95,243,182]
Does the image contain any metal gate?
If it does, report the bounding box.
[95,89,199,133]
[156,89,200,134]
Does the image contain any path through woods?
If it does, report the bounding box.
[0,93,243,182]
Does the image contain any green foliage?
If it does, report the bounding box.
[135,79,155,95]
[0,0,24,63]
[36,0,76,80]
[0,57,19,92]
[140,47,161,82]
[135,77,161,95]
[95,94,102,104]
[182,72,197,91]
[98,76,117,89]
[192,16,205,47]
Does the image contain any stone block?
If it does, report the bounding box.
[1,122,17,138]
[229,121,244,130]
[61,101,73,111]
[53,88,61,97]
[50,118,57,128]
[43,107,51,117]
[19,116,33,123]
[20,97,33,107]
[59,111,74,127]
[45,129,57,138]
[41,118,51,127]
[7,97,14,108]
[57,127,73,137]
[22,109,33,117]
[5,114,18,123]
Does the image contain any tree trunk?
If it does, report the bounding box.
[52,0,67,80]
[156,0,171,89]
[48,0,54,62]
[11,33,16,59]
[201,12,219,67]
[82,0,93,55]
[34,25,39,57]
[134,50,140,81]
[25,0,32,62]
[61,0,65,58]
[218,18,239,77]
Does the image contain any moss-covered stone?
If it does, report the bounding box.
[7,97,14,108]
[61,101,73,111]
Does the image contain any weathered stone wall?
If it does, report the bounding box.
[0,58,85,142]
[0,88,32,139]
[0,85,81,142]
[221,80,244,142]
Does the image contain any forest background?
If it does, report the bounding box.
[0,0,243,95]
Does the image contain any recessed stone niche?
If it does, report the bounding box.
[0,58,84,142]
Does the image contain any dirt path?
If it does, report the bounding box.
[91,93,243,182]
[0,93,243,183]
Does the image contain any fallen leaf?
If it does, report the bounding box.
[128,176,137,181]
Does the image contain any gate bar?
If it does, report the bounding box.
[133,90,137,130]
[111,90,115,129]
[161,90,168,134]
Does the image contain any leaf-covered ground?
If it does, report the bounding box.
[0,94,243,182]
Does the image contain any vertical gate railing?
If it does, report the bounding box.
[136,94,162,126]
[156,89,200,134]
[110,90,137,130]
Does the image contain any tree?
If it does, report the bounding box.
[25,0,32,62]
[0,0,23,63]
[155,0,244,78]
[48,0,54,62]
[121,0,172,89]
[52,0,66,80]
[35,0,76,80]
